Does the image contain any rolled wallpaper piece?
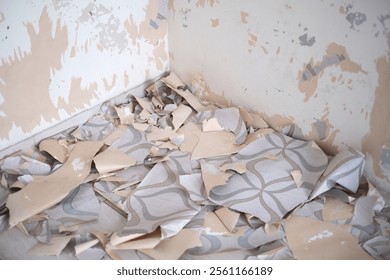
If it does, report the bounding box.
[309,147,365,200]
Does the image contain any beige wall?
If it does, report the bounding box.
[168,0,390,194]
[0,0,169,151]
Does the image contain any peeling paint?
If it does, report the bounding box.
[263,114,295,130]
[211,18,219,27]
[306,110,340,156]
[240,11,248,24]
[103,75,117,91]
[123,71,129,88]
[79,3,129,53]
[299,33,316,47]
[125,1,167,45]
[380,147,390,178]
[178,7,191,28]
[298,43,366,101]
[191,73,230,107]
[312,119,328,140]
[0,0,169,150]
[378,14,390,33]
[57,78,98,115]
[363,51,390,181]
[196,0,220,8]
[346,12,367,29]
[152,40,168,71]
[0,7,68,134]
[248,32,257,46]
[168,0,176,14]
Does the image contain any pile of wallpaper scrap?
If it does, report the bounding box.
[0,72,389,260]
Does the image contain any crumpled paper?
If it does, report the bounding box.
[0,72,387,260]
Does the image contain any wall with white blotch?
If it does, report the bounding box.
[168,0,390,193]
[168,0,390,190]
[0,0,168,150]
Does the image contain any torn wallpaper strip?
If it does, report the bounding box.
[309,147,365,199]
[6,141,103,227]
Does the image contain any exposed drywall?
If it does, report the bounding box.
[168,0,390,190]
[0,0,169,151]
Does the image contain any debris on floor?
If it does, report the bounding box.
[0,72,389,260]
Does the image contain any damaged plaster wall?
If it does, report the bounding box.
[0,0,169,151]
[168,0,390,192]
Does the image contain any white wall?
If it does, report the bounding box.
[0,0,169,151]
[168,0,390,193]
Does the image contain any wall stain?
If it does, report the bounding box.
[306,110,340,155]
[123,71,129,88]
[125,0,167,59]
[169,51,175,62]
[103,75,117,91]
[0,7,68,135]
[297,43,366,101]
[191,73,230,108]
[79,3,129,53]
[299,33,316,47]
[152,39,168,70]
[345,4,367,30]
[362,35,390,181]
[380,147,390,178]
[57,78,98,115]
[240,11,248,24]
[263,113,295,130]
[178,7,191,28]
[196,0,220,8]
[211,18,219,27]
[168,0,176,19]
[378,14,390,34]
[248,32,257,46]
[70,46,77,57]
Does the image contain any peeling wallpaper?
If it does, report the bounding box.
[0,0,389,193]
[168,0,390,190]
[0,0,169,150]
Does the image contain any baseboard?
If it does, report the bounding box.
[0,74,165,160]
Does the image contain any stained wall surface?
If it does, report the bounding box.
[168,0,390,194]
[0,0,168,150]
